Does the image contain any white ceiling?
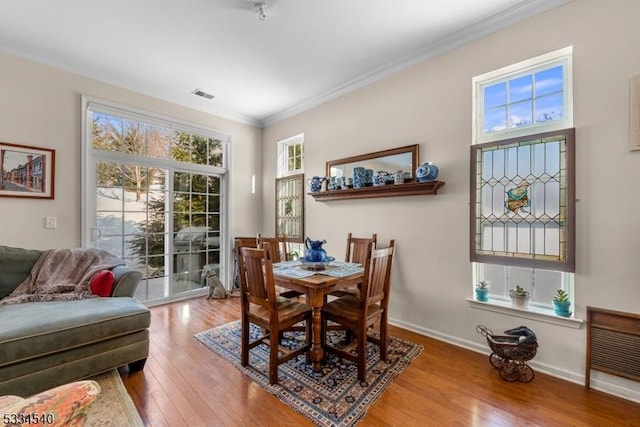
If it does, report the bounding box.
[0,0,570,127]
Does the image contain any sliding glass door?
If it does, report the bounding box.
[83,97,229,304]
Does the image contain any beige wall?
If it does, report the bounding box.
[262,0,640,399]
[0,52,263,250]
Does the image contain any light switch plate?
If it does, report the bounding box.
[45,216,57,229]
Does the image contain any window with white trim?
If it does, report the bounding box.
[276,134,304,256]
[82,97,230,305]
[277,133,304,178]
[471,47,575,312]
[474,46,573,144]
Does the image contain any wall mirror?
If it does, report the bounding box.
[326,144,419,179]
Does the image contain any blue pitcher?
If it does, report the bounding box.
[305,237,327,262]
[306,176,326,192]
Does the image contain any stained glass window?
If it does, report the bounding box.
[470,128,575,272]
[275,174,304,243]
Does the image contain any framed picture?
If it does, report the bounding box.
[631,74,640,151]
[0,142,55,199]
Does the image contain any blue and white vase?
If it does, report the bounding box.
[364,169,374,186]
[353,167,366,189]
[373,170,390,186]
[416,161,439,182]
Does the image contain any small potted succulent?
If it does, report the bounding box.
[475,280,490,302]
[553,289,572,317]
[509,285,530,309]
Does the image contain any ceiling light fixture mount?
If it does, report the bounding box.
[254,2,269,21]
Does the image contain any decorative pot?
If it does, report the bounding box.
[327,176,338,191]
[364,169,374,186]
[373,170,390,186]
[304,237,327,262]
[416,161,439,182]
[475,288,489,302]
[353,167,366,189]
[509,290,530,309]
[306,176,326,193]
[553,300,572,317]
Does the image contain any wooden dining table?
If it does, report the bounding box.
[273,263,363,371]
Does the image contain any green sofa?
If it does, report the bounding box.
[0,245,150,396]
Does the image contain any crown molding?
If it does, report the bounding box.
[261,0,573,127]
[0,0,572,130]
[0,39,262,128]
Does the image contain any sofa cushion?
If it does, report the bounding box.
[0,298,150,368]
[90,270,115,297]
[0,246,42,299]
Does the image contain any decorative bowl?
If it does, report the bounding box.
[299,256,335,271]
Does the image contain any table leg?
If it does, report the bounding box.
[307,289,325,371]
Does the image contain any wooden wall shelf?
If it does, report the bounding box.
[308,180,445,201]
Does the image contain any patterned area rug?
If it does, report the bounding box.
[86,370,143,427]
[195,320,423,426]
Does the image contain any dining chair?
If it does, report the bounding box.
[257,234,289,263]
[328,233,377,298]
[231,235,259,293]
[235,241,313,384]
[321,239,395,382]
[258,234,304,299]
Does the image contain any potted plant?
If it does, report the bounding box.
[475,280,490,302]
[509,285,530,309]
[553,289,572,317]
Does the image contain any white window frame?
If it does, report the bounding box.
[473,46,573,144]
[470,48,580,326]
[277,133,304,178]
[81,96,231,305]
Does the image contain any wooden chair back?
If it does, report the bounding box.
[345,233,377,265]
[236,241,277,314]
[362,240,395,308]
[232,236,259,292]
[234,236,259,249]
[257,234,289,263]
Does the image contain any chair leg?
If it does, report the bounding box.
[269,326,280,384]
[305,317,312,364]
[357,325,367,382]
[241,316,250,367]
[380,315,388,361]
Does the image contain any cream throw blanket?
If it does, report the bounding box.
[0,248,124,305]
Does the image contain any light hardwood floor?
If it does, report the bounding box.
[120,297,640,426]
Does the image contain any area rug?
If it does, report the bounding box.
[195,320,423,426]
[85,370,144,427]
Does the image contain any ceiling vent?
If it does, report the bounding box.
[192,89,215,100]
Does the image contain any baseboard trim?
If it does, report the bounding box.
[388,317,640,404]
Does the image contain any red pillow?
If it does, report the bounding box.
[90,270,115,297]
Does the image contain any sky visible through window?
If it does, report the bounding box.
[483,65,564,133]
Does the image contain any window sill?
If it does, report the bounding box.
[467,298,584,329]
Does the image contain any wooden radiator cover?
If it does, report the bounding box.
[586,306,640,388]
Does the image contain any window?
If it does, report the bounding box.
[82,97,229,304]
[471,48,574,312]
[277,133,304,177]
[473,47,573,144]
[277,134,305,256]
[470,129,575,272]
